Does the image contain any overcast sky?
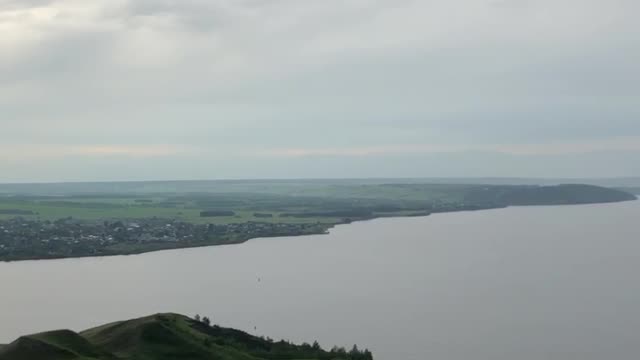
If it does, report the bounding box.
[1,0,639,182]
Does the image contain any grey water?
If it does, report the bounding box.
[1,200,639,360]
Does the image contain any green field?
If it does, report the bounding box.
[0,180,636,224]
[0,197,344,225]
[0,180,635,262]
[0,182,462,225]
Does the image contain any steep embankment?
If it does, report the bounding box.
[0,313,372,360]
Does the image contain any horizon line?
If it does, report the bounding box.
[1,176,640,186]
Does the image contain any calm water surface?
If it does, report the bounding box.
[1,201,639,360]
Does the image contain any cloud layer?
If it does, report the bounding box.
[1,0,639,181]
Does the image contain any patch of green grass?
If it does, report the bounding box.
[0,313,372,360]
[1,182,633,226]
[0,198,346,225]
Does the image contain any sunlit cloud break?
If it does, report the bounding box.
[0,145,185,161]
[265,136,640,158]
[3,136,640,163]
[68,145,183,157]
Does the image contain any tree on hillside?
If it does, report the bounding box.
[330,346,347,357]
[202,316,211,326]
[194,314,201,322]
[349,344,360,357]
[363,348,373,360]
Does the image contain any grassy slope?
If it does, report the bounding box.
[81,314,259,360]
[0,329,111,360]
[0,314,358,360]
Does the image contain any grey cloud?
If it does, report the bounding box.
[0,0,56,10]
[0,0,639,181]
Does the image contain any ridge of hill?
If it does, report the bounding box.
[0,313,372,360]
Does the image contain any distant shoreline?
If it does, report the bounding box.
[3,198,637,263]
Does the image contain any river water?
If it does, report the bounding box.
[1,200,639,360]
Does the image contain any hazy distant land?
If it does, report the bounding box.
[0,179,635,261]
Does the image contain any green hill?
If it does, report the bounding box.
[0,314,372,360]
[0,329,113,360]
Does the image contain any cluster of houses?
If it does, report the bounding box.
[0,217,326,260]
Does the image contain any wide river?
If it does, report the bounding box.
[1,200,639,360]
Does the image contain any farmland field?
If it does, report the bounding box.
[0,179,635,261]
